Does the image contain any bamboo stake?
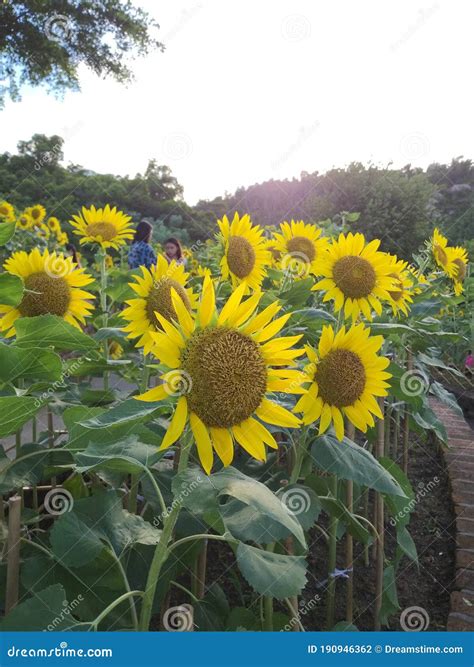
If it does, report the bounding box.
[326,474,339,629]
[403,349,413,475]
[5,495,22,614]
[374,397,385,630]
[285,536,300,631]
[345,422,355,624]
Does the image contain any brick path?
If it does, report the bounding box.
[430,398,474,631]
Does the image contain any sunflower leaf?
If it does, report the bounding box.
[236,543,307,599]
[0,221,16,245]
[14,314,97,351]
[0,273,23,306]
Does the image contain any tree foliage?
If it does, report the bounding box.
[0,0,163,106]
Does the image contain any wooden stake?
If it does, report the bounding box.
[5,495,22,614]
[374,397,385,630]
[403,349,413,475]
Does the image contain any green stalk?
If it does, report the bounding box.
[263,543,275,631]
[110,550,139,630]
[138,431,193,631]
[99,250,109,391]
[326,474,339,629]
[130,354,151,515]
[90,591,144,631]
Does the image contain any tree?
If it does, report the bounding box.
[0,0,163,107]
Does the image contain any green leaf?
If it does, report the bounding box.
[0,343,62,383]
[212,467,307,548]
[319,496,371,544]
[412,406,447,444]
[0,447,73,494]
[397,525,418,564]
[417,352,463,377]
[79,398,163,432]
[0,584,82,631]
[311,434,406,496]
[0,221,16,245]
[75,437,162,475]
[236,543,307,599]
[379,457,414,527]
[0,396,42,437]
[50,490,162,567]
[0,274,23,306]
[14,315,97,351]
[277,484,321,530]
[429,381,463,417]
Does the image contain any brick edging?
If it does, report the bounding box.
[430,397,474,631]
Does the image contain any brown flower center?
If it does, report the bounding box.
[182,327,267,428]
[146,278,191,328]
[19,273,71,317]
[315,348,366,407]
[388,274,403,301]
[86,221,117,241]
[333,255,377,299]
[286,236,316,263]
[226,236,256,278]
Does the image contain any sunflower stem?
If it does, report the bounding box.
[138,429,193,631]
[374,396,385,630]
[263,543,275,631]
[344,422,355,625]
[99,249,110,391]
[326,473,339,629]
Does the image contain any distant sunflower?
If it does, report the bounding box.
[47,216,61,233]
[36,223,51,239]
[109,340,124,359]
[386,258,414,317]
[25,205,46,226]
[407,265,429,295]
[313,233,395,321]
[446,246,468,284]
[136,278,304,473]
[295,324,391,439]
[196,265,211,279]
[70,204,134,249]
[0,248,95,337]
[0,201,15,223]
[430,228,450,272]
[218,213,271,290]
[57,231,69,246]
[16,213,33,230]
[121,255,198,355]
[272,220,329,278]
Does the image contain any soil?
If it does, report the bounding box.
[201,431,457,631]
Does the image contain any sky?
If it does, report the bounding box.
[1,0,473,204]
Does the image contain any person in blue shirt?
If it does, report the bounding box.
[128,221,157,269]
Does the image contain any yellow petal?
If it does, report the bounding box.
[232,424,266,461]
[255,398,300,427]
[189,412,214,474]
[199,275,216,328]
[159,397,188,450]
[210,427,234,466]
[136,384,169,402]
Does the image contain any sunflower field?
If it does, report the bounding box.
[0,201,471,632]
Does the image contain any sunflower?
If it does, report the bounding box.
[47,216,61,233]
[445,246,468,284]
[136,277,304,473]
[407,265,429,295]
[295,324,391,439]
[271,220,329,278]
[109,340,124,359]
[0,248,95,337]
[218,213,271,290]
[16,213,33,230]
[313,233,395,321]
[57,231,69,246]
[36,223,51,240]
[25,205,46,226]
[70,204,134,250]
[430,228,450,272]
[0,201,15,223]
[386,258,414,317]
[121,255,198,355]
[196,264,211,279]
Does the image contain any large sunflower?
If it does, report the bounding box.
[0,248,95,337]
[313,233,395,321]
[218,213,271,290]
[272,220,329,278]
[136,278,304,473]
[121,255,198,355]
[0,201,15,223]
[70,205,134,250]
[295,324,391,439]
[386,257,414,317]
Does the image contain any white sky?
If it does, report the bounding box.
[1,0,473,204]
